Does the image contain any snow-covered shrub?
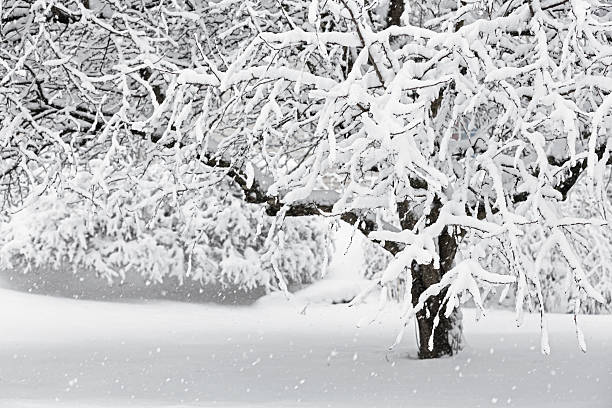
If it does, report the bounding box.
[362,236,393,280]
[0,158,329,291]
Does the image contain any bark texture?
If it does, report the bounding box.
[386,0,405,27]
[398,197,463,359]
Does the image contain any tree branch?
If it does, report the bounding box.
[513,143,610,204]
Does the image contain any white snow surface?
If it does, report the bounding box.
[0,288,610,408]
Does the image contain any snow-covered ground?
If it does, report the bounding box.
[0,288,610,408]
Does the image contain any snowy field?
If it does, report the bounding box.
[0,288,610,408]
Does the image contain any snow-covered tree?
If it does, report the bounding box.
[2,0,612,359]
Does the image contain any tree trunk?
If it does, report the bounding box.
[386,0,405,27]
[398,198,463,359]
[384,0,462,360]
[411,252,463,359]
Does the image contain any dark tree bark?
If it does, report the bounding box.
[386,0,405,27]
[398,197,463,359]
[411,233,463,359]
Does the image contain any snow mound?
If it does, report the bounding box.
[258,279,375,306]
[292,278,374,304]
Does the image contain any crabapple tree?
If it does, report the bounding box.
[1,0,612,358]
